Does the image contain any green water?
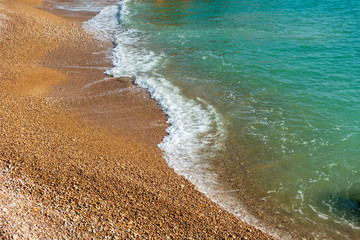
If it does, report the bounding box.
[103,0,360,238]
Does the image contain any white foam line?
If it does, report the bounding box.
[47,0,112,12]
[82,77,112,89]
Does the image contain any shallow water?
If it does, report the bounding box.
[66,0,360,238]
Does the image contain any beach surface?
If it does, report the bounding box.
[0,0,273,238]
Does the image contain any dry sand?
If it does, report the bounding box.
[0,0,274,239]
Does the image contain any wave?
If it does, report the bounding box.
[84,0,229,197]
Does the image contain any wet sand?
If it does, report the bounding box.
[0,0,273,239]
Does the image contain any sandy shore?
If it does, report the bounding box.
[0,0,273,239]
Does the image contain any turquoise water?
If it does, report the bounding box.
[85,0,360,238]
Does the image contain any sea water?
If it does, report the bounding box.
[83,0,360,238]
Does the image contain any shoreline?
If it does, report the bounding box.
[41,0,168,147]
[0,0,273,239]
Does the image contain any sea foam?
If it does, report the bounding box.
[84,1,228,186]
[47,0,115,12]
